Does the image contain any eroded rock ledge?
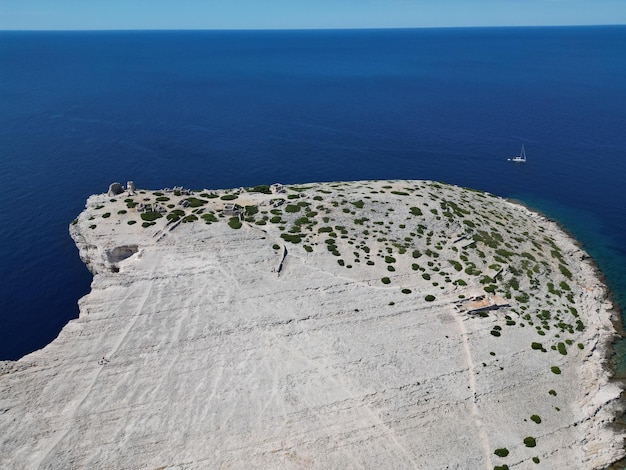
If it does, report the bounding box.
[1,180,624,469]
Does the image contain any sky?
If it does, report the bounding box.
[1,0,625,30]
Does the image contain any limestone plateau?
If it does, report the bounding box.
[1,180,624,469]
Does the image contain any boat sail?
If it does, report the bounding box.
[508,145,527,163]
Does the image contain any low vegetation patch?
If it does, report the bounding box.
[494,448,509,458]
[141,211,163,222]
[184,197,208,207]
[228,217,242,229]
[280,233,303,243]
[523,436,537,448]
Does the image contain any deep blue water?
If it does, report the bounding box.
[1,27,625,360]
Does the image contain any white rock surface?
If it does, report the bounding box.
[1,180,623,469]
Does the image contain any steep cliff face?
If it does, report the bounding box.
[1,181,623,469]
[69,195,146,275]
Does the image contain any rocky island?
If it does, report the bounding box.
[1,180,624,469]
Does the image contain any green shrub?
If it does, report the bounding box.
[220,194,238,201]
[515,292,530,303]
[550,366,561,375]
[245,205,259,216]
[530,415,541,424]
[155,196,170,202]
[422,273,431,280]
[557,342,567,355]
[559,264,572,280]
[102,212,111,218]
[184,197,208,207]
[425,295,435,302]
[280,233,303,243]
[228,217,242,229]
[201,213,218,223]
[381,277,391,284]
[272,244,280,250]
[532,457,540,464]
[182,214,198,223]
[127,220,136,225]
[248,185,271,194]
[167,209,185,222]
[494,448,509,458]
[141,211,163,221]
[401,289,412,294]
[523,437,537,448]
[531,342,543,350]
[449,260,462,271]
[285,204,301,213]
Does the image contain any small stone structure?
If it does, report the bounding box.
[107,182,124,196]
[127,181,136,196]
[456,294,510,315]
[270,183,285,194]
[269,198,284,207]
[223,203,242,216]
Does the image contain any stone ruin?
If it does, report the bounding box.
[107,181,136,197]
[107,182,124,196]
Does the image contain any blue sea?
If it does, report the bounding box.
[1,27,625,363]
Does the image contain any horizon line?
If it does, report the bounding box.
[1,23,625,33]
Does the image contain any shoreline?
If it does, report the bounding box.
[1,179,624,468]
[508,196,626,468]
[509,197,626,376]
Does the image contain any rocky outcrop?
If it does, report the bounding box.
[1,180,623,469]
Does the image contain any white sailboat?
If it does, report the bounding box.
[508,145,527,163]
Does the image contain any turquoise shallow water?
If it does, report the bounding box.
[0,26,625,360]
